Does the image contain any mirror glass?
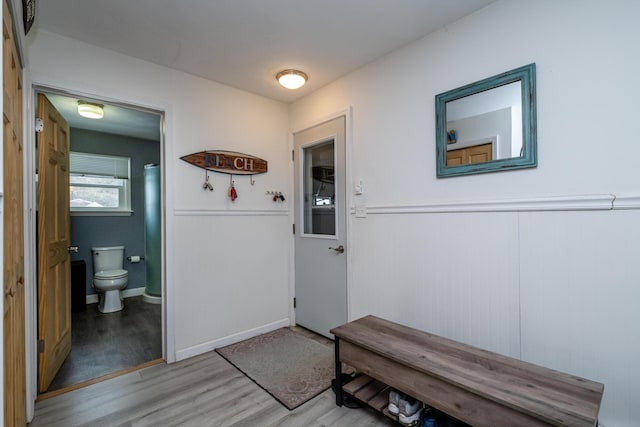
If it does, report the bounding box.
[436,64,536,177]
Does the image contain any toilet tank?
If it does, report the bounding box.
[91,246,125,272]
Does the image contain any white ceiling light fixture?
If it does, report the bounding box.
[77,101,104,119]
[276,69,308,90]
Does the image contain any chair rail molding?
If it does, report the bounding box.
[612,195,640,210]
[351,194,631,215]
[174,208,289,217]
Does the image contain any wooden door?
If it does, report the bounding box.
[3,0,26,424]
[467,143,492,164]
[446,148,464,166]
[37,93,72,392]
[446,143,492,166]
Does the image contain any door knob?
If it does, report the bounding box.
[328,245,345,254]
[68,246,79,253]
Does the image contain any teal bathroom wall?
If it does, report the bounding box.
[69,128,160,295]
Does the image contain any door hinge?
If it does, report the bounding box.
[292,150,294,161]
[37,339,44,353]
[292,223,295,235]
[35,117,43,133]
[293,297,296,308]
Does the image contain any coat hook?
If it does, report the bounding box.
[228,174,237,201]
[203,169,213,191]
[249,175,255,185]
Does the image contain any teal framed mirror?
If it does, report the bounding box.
[435,63,537,178]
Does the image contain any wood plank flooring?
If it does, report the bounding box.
[30,328,396,427]
[47,296,161,392]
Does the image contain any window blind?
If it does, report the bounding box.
[70,152,130,179]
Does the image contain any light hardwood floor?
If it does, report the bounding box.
[30,332,396,427]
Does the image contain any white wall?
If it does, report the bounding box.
[290,1,640,425]
[18,1,640,425]
[26,31,292,361]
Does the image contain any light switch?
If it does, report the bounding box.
[354,179,364,195]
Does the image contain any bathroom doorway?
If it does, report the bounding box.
[34,89,165,395]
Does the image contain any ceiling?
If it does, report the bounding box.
[36,1,495,140]
[36,0,496,104]
[44,93,161,141]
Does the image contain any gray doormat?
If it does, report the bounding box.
[216,327,334,410]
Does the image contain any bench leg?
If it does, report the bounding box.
[334,337,343,406]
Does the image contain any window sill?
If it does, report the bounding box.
[70,210,133,217]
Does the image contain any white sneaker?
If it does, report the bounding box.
[388,390,404,415]
[398,397,422,426]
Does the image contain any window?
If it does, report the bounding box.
[69,152,132,215]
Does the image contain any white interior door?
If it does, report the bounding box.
[294,116,347,338]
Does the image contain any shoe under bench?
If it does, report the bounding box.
[330,315,604,427]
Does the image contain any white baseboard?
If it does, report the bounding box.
[86,286,146,305]
[175,318,291,362]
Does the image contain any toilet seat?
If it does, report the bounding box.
[94,269,128,280]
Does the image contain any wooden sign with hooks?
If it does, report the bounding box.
[181,150,267,175]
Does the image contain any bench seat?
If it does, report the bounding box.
[331,315,603,427]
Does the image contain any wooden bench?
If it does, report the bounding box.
[330,315,604,427]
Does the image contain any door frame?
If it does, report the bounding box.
[23,82,172,418]
[289,107,353,329]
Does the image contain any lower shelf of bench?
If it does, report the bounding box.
[342,374,468,426]
[342,375,399,422]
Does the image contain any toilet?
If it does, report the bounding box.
[91,246,129,313]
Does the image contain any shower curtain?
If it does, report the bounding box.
[144,164,161,301]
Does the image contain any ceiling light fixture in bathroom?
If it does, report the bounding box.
[77,101,104,119]
[276,69,308,90]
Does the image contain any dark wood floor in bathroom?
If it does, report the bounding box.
[47,296,162,392]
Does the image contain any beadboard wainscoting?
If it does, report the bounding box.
[347,194,640,425]
[171,209,291,358]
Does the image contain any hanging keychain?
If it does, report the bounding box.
[228,174,238,201]
[203,169,213,191]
